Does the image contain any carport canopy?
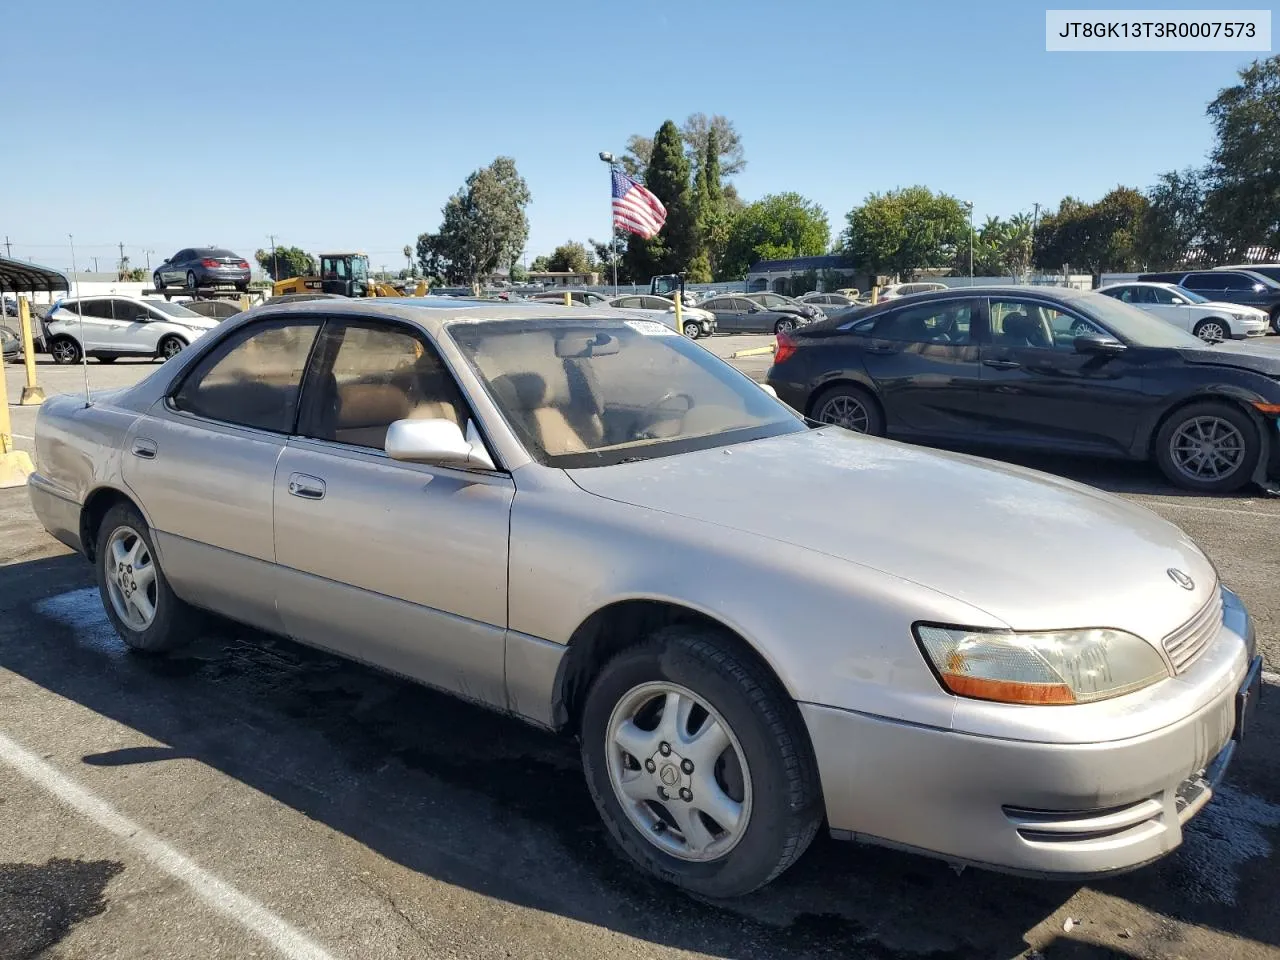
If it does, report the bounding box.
[0,257,70,295]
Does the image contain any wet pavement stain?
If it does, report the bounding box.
[0,858,123,960]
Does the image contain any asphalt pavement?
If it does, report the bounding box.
[2,348,1280,960]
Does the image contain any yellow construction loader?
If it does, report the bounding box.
[271,252,427,299]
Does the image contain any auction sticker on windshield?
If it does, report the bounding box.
[624,319,677,336]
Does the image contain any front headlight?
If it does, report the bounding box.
[914,624,1168,705]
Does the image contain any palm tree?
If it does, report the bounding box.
[403,245,413,277]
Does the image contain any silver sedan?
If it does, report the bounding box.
[28,300,1262,897]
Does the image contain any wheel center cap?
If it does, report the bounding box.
[659,763,680,786]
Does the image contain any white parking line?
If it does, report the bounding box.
[12,433,34,441]
[0,729,340,960]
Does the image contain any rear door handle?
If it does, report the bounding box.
[287,473,326,500]
[982,358,1021,370]
[131,438,157,459]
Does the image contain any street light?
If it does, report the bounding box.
[599,151,618,294]
[964,202,974,283]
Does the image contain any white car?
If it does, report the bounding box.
[1097,282,1269,342]
[864,281,949,303]
[44,296,220,364]
[606,294,717,338]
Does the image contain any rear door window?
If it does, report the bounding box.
[171,320,320,433]
[871,301,973,343]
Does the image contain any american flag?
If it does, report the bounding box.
[612,169,667,239]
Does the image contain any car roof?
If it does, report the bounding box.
[1098,280,1176,288]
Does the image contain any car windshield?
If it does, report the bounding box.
[147,301,203,318]
[1171,286,1209,303]
[448,318,804,468]
[1078,293,1205,347]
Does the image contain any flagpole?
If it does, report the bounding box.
[599,151,618,295]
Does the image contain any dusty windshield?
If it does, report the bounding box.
[448,318,804,467]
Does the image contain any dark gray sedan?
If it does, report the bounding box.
[154,247,252,292]
[700,295,808,334]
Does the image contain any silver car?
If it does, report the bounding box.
[28,300,1263,897]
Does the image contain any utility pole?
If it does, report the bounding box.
[92,257,99,273]
[3,236,11,258]
[269,234,278,281]
[1031,202,1041,279]
[145,250,153,272]
[68,235,77,278]
[965,201,974,283]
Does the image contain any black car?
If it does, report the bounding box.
[1139,269,1280,333]
[767,286,1280,493]
[744,291,823,321]
[154,247,252,292]
[700,295,808,334]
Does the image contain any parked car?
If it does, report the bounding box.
[607,294,716,338]
[834,287,860,299]
[1,325,21,361]
[745,292,823,321]
[1097,282,1269,341]
[28,300,1261,897]
[699,294,809,333]
[43,296,220,364]
[799,292,860,312]
[153,247,252,292]
[1215,263,1280,285]
[768,285,1280,493]
[528,289,611,306]
[1139,270,1280,333]
[178,299,244,320]
[874,281,949,302]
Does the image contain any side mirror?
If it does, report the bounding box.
[385,418,496,471]
[1254,283,1267,293]
[1074,333,1127,356]
[759,383,778,398]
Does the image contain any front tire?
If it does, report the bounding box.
[810,383,885,436]
[158,336,186,360]
[683,321,701,339]
[49,336,81,365]
[1193,318,1228,342]
[154,273,165,291]
[96,503,200,653]
[774,319,795,335]
[1154,400,1260,493]
[580,626,822,898]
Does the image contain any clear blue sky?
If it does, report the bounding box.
[2,0,1264,274]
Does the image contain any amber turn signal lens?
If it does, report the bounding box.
[1250,402,1280,415]
[938,673,1076,705]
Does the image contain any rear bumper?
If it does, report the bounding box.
[803,603,1257,878]
[28,473,84,555]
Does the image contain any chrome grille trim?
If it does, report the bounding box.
[1162,591,1224,674]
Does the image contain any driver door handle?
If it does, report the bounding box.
[983,358,1021,370]
[287,473,326,500]
[865,344,898,355]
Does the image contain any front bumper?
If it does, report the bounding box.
[803,596,1259,878]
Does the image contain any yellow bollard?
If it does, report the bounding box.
[563,290,572,307]
[0,332,36,488]
[673,289,684,335]
[239,294,251,312]
[871,285,880,305]
[18,297,45,405]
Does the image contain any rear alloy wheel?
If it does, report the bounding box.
[186,271,198,291]
[1155,401,1260,493]
[683,321,701,339]
[158,336,186,361]
[581,626,822,897]
[811,383,885,436]
[96,503,200,652]
[1193,318,1228,342]
[1271,308,1280,335]
[774,318,795,335]
[49,336,81,365]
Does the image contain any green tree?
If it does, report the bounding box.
[547,241,592,273]
[1033,188,1147,283]
[623,120,698,281]
[691,126,732,282]
[680,113,746,178]
[509,261,529,283]
[720,193,830,280]
[841,186,967,280]
[254,246,315,281]
[416,156,531,292]
[1136,169,1206,269]
[529,255,551,272]
[1202,55,1280,256]
[620,134,652,178]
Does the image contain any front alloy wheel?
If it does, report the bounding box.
[1168,416,1245,483]
[606,682,752,862]
[1194,319,1227,342]
[683,321,701,339]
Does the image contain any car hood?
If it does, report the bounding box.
[1175,340,1280,374]
[567,429,1217,641]
[1200,300,1266,316]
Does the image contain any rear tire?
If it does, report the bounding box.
[49,336,81,365]
[186,271,198,291]
[95,503,200,653]
[1154,400,1260,494]
[580,625,822,898]
[810,383,885,436]
[1271,308,1280,336]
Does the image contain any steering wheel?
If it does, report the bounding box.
[643,391,694,417]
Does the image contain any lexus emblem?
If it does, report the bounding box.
[1167,568,1195,591]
